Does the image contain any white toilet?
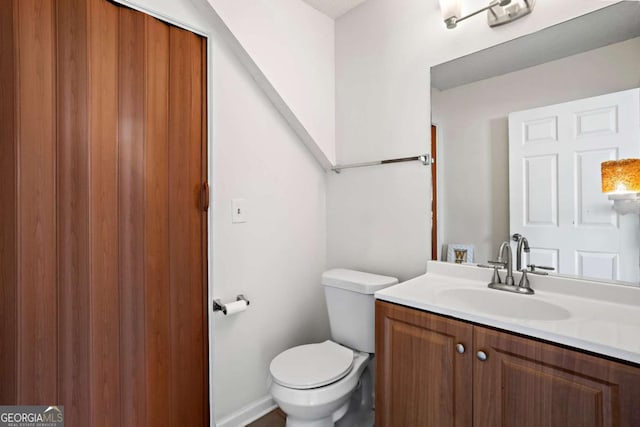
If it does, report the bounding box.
[268,269,398,427]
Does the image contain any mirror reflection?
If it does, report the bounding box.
[431,2,640,285]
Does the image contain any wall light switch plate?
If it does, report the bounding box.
[231,198,247,223]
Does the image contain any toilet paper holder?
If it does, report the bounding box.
[213,294,250,315]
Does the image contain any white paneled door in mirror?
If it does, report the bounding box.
[509,88,640,283]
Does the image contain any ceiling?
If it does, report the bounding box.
[300,0,368,19]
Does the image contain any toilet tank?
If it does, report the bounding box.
[322,269,398,353]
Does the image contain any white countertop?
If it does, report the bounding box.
[375,261,640,365]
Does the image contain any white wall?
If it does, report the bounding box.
[330,0,620,280]
[210,25,330,423]
[432,37,640,264]
[113,0,330,424]
[327,164,430,281]
[209,0,336,164]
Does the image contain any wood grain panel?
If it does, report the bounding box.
[4,1,209,421]
[189,31,208,426]
[118,7,146,426]
[501,361,606,426]
[88,0,120,424]
[168,27,207,427]
[199,36,210,422]
[16,0,58,404]
[0,0,18,404]
[473,326,640,427]
[144,15,171,427]
[55,0,91,422]
[375,301,473,427]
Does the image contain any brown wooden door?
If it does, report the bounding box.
[473,326,640,427]
[375,301,473,427]
[0,1,209,426]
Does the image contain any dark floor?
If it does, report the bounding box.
[247,408,286,427]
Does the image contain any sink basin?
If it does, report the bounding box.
[436,288,571,321]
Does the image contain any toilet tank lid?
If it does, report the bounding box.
[322,269,398,294]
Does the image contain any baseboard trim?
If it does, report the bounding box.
[215,395,277,427]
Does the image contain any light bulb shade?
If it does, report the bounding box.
[439,0,462,20]
[601,159,640,194]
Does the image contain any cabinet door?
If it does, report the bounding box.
[375,301,473,427]
[473,326,640,427]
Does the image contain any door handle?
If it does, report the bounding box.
[202,181,210,212]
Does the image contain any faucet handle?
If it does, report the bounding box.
[516,269,535,294]
[481,261,504,284]
[477,263,496,269]
[488,260,507,267]
[527,264,554,275]
[528,264,554,271]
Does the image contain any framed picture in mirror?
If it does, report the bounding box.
[447,244,475,264]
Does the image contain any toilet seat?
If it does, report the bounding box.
[270,340,354,390]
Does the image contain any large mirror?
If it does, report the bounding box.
[431,1,640,285]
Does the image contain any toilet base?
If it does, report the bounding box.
[284,395,349,427]
[269,350,372,427]
[284,400,374,427]
[336,366,374,427]
[285,401,373,427]
[283,363,375,427]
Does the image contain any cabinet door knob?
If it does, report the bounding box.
[476,351,488,361]
[456,343,465,354]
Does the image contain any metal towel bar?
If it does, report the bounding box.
[331,154,432,173]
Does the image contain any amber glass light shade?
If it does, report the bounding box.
[601,159,640,194]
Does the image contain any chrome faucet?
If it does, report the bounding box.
[512,233,530,271]
[486,240,535,295]
[479,237,555,295]
[497,241,515,286]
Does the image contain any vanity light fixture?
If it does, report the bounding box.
[601,159,640,215]
[438,0,536,29]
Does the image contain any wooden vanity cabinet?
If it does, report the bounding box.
[375,300,473,427]
[473,327,640,427]
[375,300,640,427]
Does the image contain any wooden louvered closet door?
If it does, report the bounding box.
[0,1,209,426]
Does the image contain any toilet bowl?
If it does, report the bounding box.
[268,341,370,427]
[267,269,398,427]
